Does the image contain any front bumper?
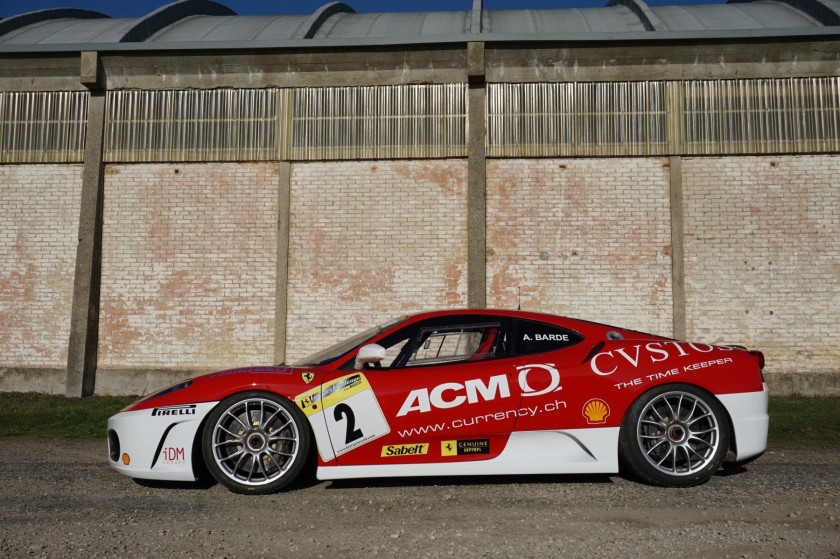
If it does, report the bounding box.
[718,383,770,462]
[107,402,218,482]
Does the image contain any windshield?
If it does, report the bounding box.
[293,315,408,367]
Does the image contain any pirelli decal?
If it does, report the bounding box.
[441,438,490,456]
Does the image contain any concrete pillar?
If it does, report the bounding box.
[467,42,486,308]
[669,155,687,341]
[274,161,291,365]
[65,88,106,397]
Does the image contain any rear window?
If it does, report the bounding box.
[514,319,583,356]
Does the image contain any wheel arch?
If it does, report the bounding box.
[189,389,317,483]
[619,380,736,465]
[621,379,731,418]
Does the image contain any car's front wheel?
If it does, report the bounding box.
[619,384,730,487]
[202,391,311,494]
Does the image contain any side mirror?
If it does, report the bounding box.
[355,343,386,370]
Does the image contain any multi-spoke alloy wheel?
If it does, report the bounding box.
[202,391,311,494]
[620,384,730,487]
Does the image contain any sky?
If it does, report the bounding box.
[0,0,724,19]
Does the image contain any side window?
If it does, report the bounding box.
[338,315,511,370]
[405,323,503,367]
[514,319,583,356]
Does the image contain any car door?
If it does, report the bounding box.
[505,318,589,433]
[316,316,523,466]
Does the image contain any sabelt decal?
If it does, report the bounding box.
[151,404,196,417]
[397,363,563,417]
[296,373,390,461]
[381,443,430,457]
[582,399,610,424]
[441,439,490,456]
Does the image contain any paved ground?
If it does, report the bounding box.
[0,438,838,558]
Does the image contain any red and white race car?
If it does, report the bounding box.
[107,309,768,493]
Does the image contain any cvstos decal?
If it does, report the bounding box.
[296,373,390,461]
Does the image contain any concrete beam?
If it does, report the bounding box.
[669,155,686,341]
[468,40,485,82]
[485,40,840,82]
[65,91,106,397]
[99,47,469,89]
[274,161,291,365]
[467,42,486,309]
[80,51,103,89]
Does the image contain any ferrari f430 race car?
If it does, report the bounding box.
[108,310,768,493]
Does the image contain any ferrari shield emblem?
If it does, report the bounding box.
[302,372,315,384]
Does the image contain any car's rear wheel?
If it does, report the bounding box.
[619,384,729,487]
[202,391,311,494]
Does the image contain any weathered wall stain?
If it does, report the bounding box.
[683,155,840,374]
[486,158,673,337]
[286,159,468,362]
[0,165,82,368]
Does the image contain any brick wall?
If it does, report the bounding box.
[683,155,840,374]
[98,163,279,370]
[486,158,674,337]
[286,160,468,363]
[0,165,82,368]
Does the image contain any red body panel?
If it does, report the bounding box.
[123,309,765,469]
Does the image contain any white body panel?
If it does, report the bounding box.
[107,402,218,482]
[316,427,620,480]
[718,384,770,461]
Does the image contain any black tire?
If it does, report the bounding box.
[201,391,311,495]
[619,383,730,487]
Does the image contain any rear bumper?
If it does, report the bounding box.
[718,383,769,461]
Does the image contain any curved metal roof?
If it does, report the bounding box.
[0,0,837,52]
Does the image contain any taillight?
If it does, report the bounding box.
[749,350,765,370]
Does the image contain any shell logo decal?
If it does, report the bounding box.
[582,398,610,424]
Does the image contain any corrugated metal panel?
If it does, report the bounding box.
[0,91,87,163]
[488,78,840,157]
[487,82,667,157]
[290,84,466,160]
[681,77,840,154]
[104,89,286,162]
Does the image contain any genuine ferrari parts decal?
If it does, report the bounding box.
[441,439,490,456]
[296,373,390,461]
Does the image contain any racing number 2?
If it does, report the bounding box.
[296,372,390,459]
[333,402,363,444]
